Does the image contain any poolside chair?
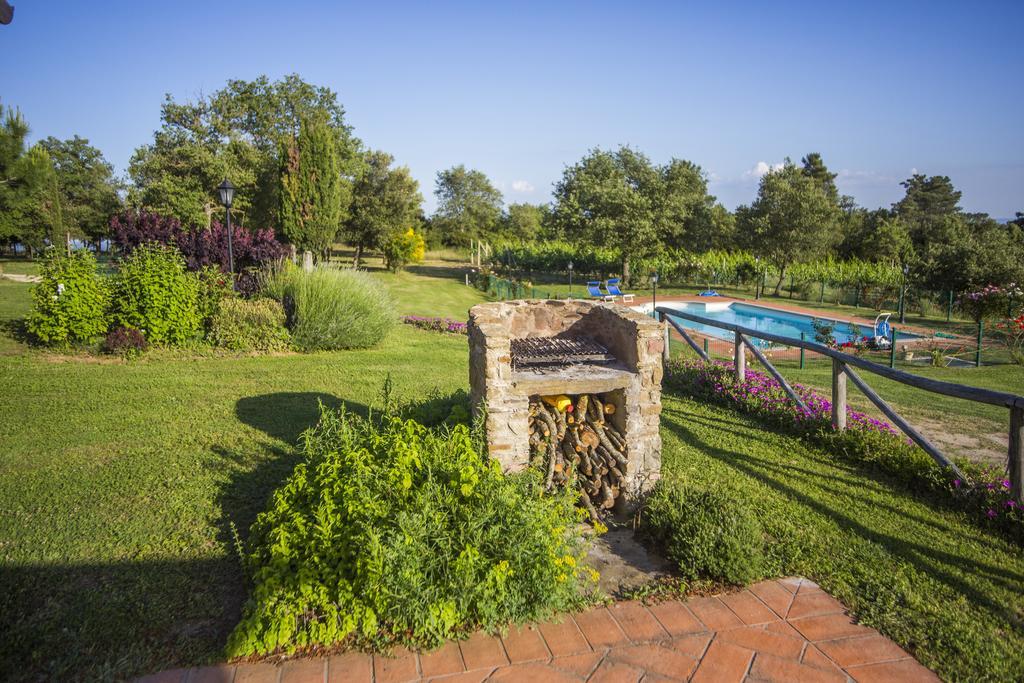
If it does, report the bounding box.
[605,278,634,303]
[872,313,893,349]
[587,281,615,302]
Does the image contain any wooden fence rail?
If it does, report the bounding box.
[656,306,1024,502]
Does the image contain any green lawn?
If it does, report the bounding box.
[1,257,1022,681]
[0,258,42,276]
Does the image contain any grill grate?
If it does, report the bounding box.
[510,336,614,369]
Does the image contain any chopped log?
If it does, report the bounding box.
[603,403,616,415]
[575,394,590,418]
[578,427,600,450]
[599,483,615,509]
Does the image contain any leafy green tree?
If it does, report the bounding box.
[129,74,361,230]
[0,106,63,253]
[38,136,121,250]
[736,161,841,294]
[800,152,839,202]
[499,203,548,242]
[346,150,423,267]
[278,116,343,257]
[432,165,503,246]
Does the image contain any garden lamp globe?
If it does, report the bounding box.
[567,260,574,299]
[217,179,236,276]
[217,179,235,208]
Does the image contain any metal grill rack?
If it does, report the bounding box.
[510,336,615,369]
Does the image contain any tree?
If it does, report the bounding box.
[129,74,361,230]
[499,203,548,242]
[38,136,121,251]
[736,161,841,294]
[345,150,423,267]
[278,115,343,257]
[432,165,503,246]
[0,106,63,253]
[800,152,839,202]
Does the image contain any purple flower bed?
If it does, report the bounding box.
[402,315,468,335]
[665,357,1022,539]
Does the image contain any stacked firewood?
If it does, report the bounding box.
[528,393,627,521]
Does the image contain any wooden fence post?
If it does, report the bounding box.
[1010,405,1023,504]
[734,331,746,382]
[832,359,847,430]
[976,321,983,367]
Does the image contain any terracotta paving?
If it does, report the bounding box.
[135,578,940,683]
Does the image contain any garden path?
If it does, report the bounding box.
[135,577,938,683]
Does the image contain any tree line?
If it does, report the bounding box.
[2,73,1022,295]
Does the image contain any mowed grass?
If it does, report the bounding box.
[658,395,1024,682]
[0,264,486,681]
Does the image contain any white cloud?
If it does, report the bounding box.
[743,161,785,179]
[511,179,535,193]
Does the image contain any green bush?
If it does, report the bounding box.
[227,406,595,657]
[261,264,394,350]
[26,249,109,346]
[109,244,201,345]
[196,265,234,331]
[210,298,290,351]
[641,478,765,585]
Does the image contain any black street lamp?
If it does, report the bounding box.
[899,263,910,324]
[754,256,761,299]
[651,271,659,317]
[217,179,236,276]
[567,260,574,299]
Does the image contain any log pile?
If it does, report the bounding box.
[528,393,627,521]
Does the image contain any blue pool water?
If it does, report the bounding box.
[655,301,920,347]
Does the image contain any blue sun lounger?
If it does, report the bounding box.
[606,278,634,303]
[587,281,615,301]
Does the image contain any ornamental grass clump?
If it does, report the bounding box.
[261,264,394,350]
[640,479,765,585]
[227,405,595,657]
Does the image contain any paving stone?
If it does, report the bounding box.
[588,658,644,683]
[608,642,699,680]
[786,590,847,620]
[607,600,669,642]
[817,633,911,668]
[687,596,743,631]
[187,668,237,683]
[800,646,846,676]
[719,590,780,625]
[279,658,325,683]
[573,606,629,649]
[233,663,278,683]
[788,614,877,642]
[489,662,579,682]
[374,646,420,683]
[500,624,550,663]
[550,651,604,678]
[427,668,495,682]
[537,615,592,656]
[718,625,804,659]
[748,652,847,683]
[847,657,942,682]
[778,577,804,593]
[328,652,372,682]
[458,631,509,671]
[137,669,188,683]
[418,641,465,678]
[749,580,796,618]
[667,632,713,659]
[646,600,705,636]
[765,620,805,640]
[690,639,754,683]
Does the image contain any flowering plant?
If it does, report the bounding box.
[402,315,468,335]
[960,283,1023,322]
[665,358,1022,539]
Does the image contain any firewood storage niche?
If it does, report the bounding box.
[468,300,665,516]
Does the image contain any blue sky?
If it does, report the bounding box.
[3,1,1022,217]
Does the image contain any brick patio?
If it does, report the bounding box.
[136,578,940,683]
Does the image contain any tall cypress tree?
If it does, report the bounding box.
[278,115,341,257]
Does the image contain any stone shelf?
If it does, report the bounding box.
[510,361,635,396]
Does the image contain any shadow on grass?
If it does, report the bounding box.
[235,391,351,445]
[406,263,470,281]
[659,404,1024,621]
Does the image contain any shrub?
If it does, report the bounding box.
[382,227,426,271]
[641,479,765,585]
[109,244,201,345]
[196,265,235,331]
[26,249,109,346]
[210,298,290,351]
[102,326,148,358]
[261,264,394,350]
[227,405,595,657]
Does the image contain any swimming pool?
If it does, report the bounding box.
[646,301,921,347]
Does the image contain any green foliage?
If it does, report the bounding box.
[499,203,548,242]
[346,150,423,266]
[210,298,290,351]
[641,478,765,585]
[382,227,426,271]
[37,135,121,246]
[195,265,234,330]
[433,165,504,246]
[0,105,64,251]
[109,244,201,345]
[26,249,108,346]
[227,405,594,656]
[278,115,343,255]
[261,264,394,350]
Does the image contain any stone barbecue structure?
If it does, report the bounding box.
[468,299,666,507]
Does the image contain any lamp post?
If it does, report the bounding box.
[567,260,574,299]
[754,256,761,299]
[651,271,659,317]
[899,263,909,324]
[217,179,236,277]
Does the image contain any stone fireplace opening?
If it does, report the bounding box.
[468,300,665,515]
